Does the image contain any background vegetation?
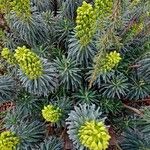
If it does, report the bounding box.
[0,0,150,149]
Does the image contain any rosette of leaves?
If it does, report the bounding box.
[4,106,28,129]
[53,55,81,91]
[2,32,22,49]
[73,87,99,104]
[42,96,72,126]
[0,75,16,101]
[121,127,150,150]
[87,68,114,87]
[14,120,45,149]
[62,0,83,20]
[39,136,63,150]
[100,72,129,99]
[127,77,150,100]
[31,0,55,12]
[6,13,48,47]
[68,32,97,66]
[4,106,45,149]
[18,58,58,96]
[66,104,110,150]
[100,98,123,114]
[137,107,150,134]
[16,91,45,117]
[55,18,74,46]
[137,52,150,82]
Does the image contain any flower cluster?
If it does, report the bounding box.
[75,1,96,46]
[98,51,121,73]
[94,0,113,19]
[14,46,43,79]
[10,0,31,17]
[42,105,62,123]
[0,0,12,13]
[1,48,16,64]
[0,131,20,150]
[78,120,111,150]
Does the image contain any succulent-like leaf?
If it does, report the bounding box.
[100,72,129,99]
[68,32,97,66]
[39,136,63,150]
[53,55,81,91]
[0,75,16,101]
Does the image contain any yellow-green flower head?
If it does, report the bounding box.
[0,131,20,150]
[1,48,16,64]
[78,120,111,150]
[0,0,12,13]
[94,0,113,19]
[14,46,43,79]
[42,105,62,123]
[10,0,31,17]
[75,1,96,46]
[101,51,121,73]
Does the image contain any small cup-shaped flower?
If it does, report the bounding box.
[0,131,20,150]
[78,120,111,150]
[42,105,62,123]
[14,46,43,79]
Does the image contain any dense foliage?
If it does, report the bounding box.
[0,0,150,149]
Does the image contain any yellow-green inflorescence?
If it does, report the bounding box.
[75,1,97,46]
[0,131,20,150]
[14,46,43,80]
[78,120,111,150]
[42,105,62,123]
[1,48,16,65]
[10,0,31,17]
[94,0,113,19]
[0,0,31,17]
[99,51,122,73]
